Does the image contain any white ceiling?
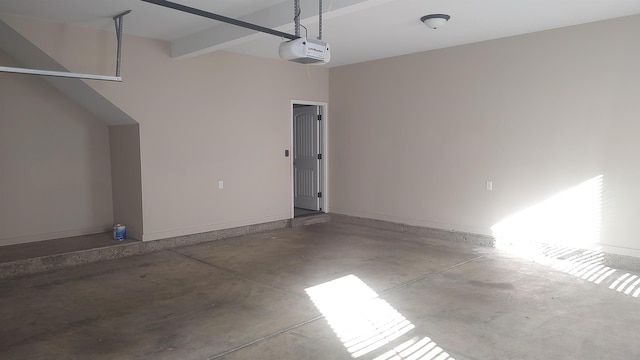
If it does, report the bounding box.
[1,0,640,67]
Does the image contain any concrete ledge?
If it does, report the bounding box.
[329,213,495,247]
[6,213,640,279]
[330,213,640,273]
[0,219,290,280]
[603,253,640,274]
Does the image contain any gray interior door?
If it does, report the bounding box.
[293,105,319,210]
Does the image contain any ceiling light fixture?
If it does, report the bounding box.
[420,14,450,29]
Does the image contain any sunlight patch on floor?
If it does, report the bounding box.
[497,241,640,299]
[373,336,454,360]
[305,275,454,359]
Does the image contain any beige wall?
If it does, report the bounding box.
[329,15,640,257]
[110,124,143,240]
[9,12,638,257]
[1,15,329,241]
[0,50,113,245]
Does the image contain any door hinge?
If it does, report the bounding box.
[317,114,322,121]
[317,192,323,198]
[317,153,322,160]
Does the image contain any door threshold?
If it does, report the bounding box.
[294,207,323,218]
[291,213,330,227]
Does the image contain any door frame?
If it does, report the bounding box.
[290,100,328,218]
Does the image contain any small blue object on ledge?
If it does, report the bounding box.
[113,224,126,241]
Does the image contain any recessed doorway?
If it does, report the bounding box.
[292,101,327,218]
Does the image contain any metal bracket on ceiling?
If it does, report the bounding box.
[0,10,132,82]
[292,0,323,40]
[113,10,132,78]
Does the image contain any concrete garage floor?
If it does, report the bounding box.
[1,222,640,359]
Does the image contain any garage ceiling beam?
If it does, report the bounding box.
[169,0,371,59]
[140,0,299,41]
